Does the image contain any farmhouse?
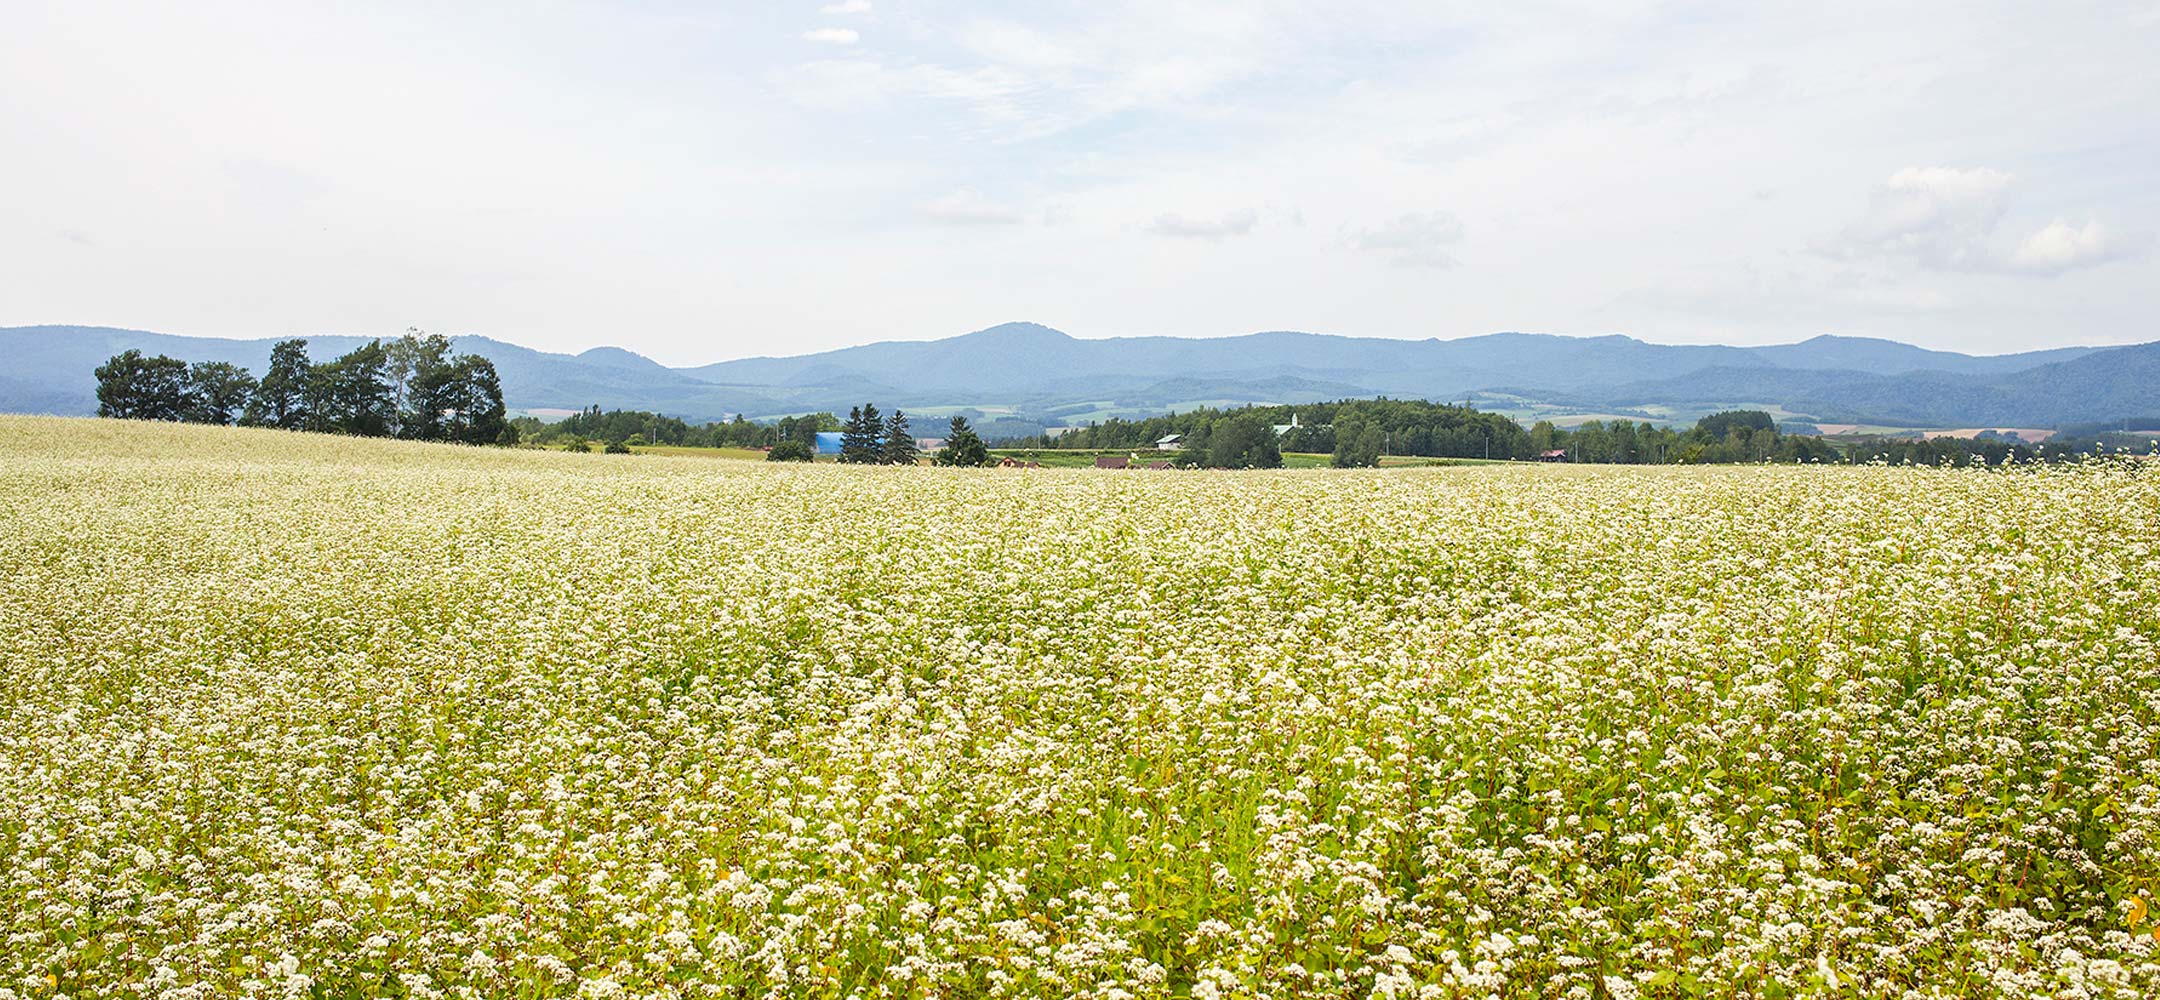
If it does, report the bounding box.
[1095,455,1131,469]
[1155,434,1183,451]
[1537,449,1569,462]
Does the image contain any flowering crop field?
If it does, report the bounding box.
[3,416,2159,1000]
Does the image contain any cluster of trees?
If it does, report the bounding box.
[94,333,513,444]
[1527,411,1840,464]
[827,403,992,466]
[835,403,918,464]
[515,407,842,452]
[1003,399,1525,467]
[1003,399,2118,468]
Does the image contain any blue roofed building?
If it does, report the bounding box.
[814,432,846,456]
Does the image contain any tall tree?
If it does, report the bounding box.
[183,361,257,425]
[881,409,918,465]
[308,340,394,436]
[247,339,313,429]
[389,330,457,439]
[451,355,511,444]
[935,415,989,467]
[94,350,191,421]
[840,403,882,464]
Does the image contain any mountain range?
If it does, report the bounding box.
[4,322,2153,434]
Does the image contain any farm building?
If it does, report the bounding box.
[1155,434,1184,451]
[813,432,846,456]
[1537,449,1569,462]
[1095,455,1131,469]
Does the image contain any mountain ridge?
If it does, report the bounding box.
[3,322,2148,431]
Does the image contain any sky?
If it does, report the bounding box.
[3,1,2156,365]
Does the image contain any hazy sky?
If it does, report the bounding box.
[5,1,2155,364]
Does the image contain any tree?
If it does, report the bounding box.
[936,416,990,467]
[1332,418,1383,468]
[840,403,882,464]
[881,410,918,465]
[391,331,457,439]
[767,440,813,462]
[307,340,394,436]
[1529,420,1557,455]
[247,339,313,428]
[448,355,509,444]
[1206,411,1282,468]
[183,361,257,425]
[604,439,632,454]
[1695,410,1775,441]
[95,350,191,421]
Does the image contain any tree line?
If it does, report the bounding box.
[95,332,514,444]
[513,407,842,453]
[1004,399,1524,467]
[1001,399,2123,467]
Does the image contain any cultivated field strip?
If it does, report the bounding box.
[1,417,2157,998]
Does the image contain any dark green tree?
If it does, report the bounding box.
[1205,411,1282,468]
[307,340,395,436]
[840,403,882,463]
[766,440,813,462]
[881,409,918,465]
[94,350,191,421]
[936,416,990,467]
[182,361,257,425]
[246,339,313,428]
[1331,418,1381,467]
[448,355,509,444]
[390,331,457,439]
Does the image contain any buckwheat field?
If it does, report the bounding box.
[3,416,2157,1000]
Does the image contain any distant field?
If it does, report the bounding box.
[3,416,2157,996]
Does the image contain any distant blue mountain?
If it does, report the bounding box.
[1,321,2147,428]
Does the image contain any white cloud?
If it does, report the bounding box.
[921,189,1026,226]
[1824,167,2133,276]
[1145,208,1257,240]
[1347,211,1465,268]
[2009,219,2131,275]
[1829,166,2012,271]
[820,0,872,13]
[802,27,859,45]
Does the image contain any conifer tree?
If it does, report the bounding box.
[881,409,917,465]
[935,415,989,467]
[841,403,882,463]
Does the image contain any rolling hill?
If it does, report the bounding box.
[3,322,2149,430]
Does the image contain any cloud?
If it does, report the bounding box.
[1145,209,1257,240]
[820,0,872,12]
[1346,211,1464,268]
[2008,219,2132,275]
[921,189,1026,226]
[1823,167,2134,275]
[802,27,859,45]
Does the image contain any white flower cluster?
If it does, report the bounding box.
[1,417,2157,998]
